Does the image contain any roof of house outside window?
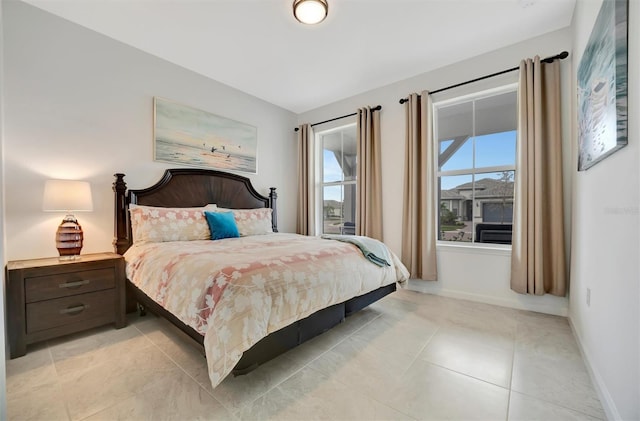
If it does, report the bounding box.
[443,178,514,200]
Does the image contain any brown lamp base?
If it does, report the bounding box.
[56,214,83,259]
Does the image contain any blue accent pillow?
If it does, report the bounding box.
[204,211,240,240]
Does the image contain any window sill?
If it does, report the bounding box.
[436,241,512,256]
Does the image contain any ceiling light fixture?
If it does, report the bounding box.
[293,0,328,25]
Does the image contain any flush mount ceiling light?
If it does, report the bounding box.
[293,0,328,25]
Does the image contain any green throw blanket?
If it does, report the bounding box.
[321,234,391,267]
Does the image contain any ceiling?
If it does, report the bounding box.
[22,0,576,114]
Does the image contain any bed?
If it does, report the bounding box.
[113,168,408,388]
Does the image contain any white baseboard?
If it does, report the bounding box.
[404,280,569,316]
[568,318,619,421]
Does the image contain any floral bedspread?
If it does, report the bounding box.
[124,233,408,388]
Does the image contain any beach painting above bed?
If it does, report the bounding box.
[577,0,628,171]
[154,97,257,173]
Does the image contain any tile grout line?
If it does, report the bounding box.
[304,364,419,421]
[362,324,441,421]
[45,342,74,421]
[417,357,512,392]
[396,324,439,380]
[8,293,604,421]
[231,311,385,418]
[73,324,177,421]
[132,320,244,420]
[393,301,515,419]
[297,301,435,420]
[509,389,607,420]
[46,339,133,421]
[507,318,606,421]
[505,323,518,421]
[132,314,325,419]
[132,322,207,379]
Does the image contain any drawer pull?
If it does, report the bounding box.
[59,280,90,289]
[59,304,89,315]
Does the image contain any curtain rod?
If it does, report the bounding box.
[398,51,569,104]
[294,105,382,132]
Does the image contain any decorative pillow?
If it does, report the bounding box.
[204,211,240,240]
[230,208,273,236]
[129,204,217,244]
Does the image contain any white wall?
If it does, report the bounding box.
[298,29,573,316]
[0,0,8,417]
[569,1,639,419]
[2,1,298,261]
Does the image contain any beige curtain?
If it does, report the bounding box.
[356,107,383,240]
[511,57,566,296]
[296,124,315,235]
[401,92,438,281]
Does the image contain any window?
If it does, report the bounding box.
[435,87,517,245]
[318,123,357,235]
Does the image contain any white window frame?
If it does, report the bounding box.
[433,83,518,250]
[314,122,358,236]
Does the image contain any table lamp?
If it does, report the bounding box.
[42,179,93,259]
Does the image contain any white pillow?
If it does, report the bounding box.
[216,207,273,236]
[129,204,217,243]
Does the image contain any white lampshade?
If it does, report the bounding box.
[43,179,94,212]
[293,0,328,25]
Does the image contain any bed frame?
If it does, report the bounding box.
[113,168,396,375]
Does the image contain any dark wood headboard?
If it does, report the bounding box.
[113,168,277,255]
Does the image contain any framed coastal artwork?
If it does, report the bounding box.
[577,0,628,171]
[154,97,258,173]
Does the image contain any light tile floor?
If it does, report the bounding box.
[6,288,605,420]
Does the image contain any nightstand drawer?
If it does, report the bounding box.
[7,252,126,358]
[26,289,116,333]
[25,268,115,303]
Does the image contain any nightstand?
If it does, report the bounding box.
[6,252,126,358]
